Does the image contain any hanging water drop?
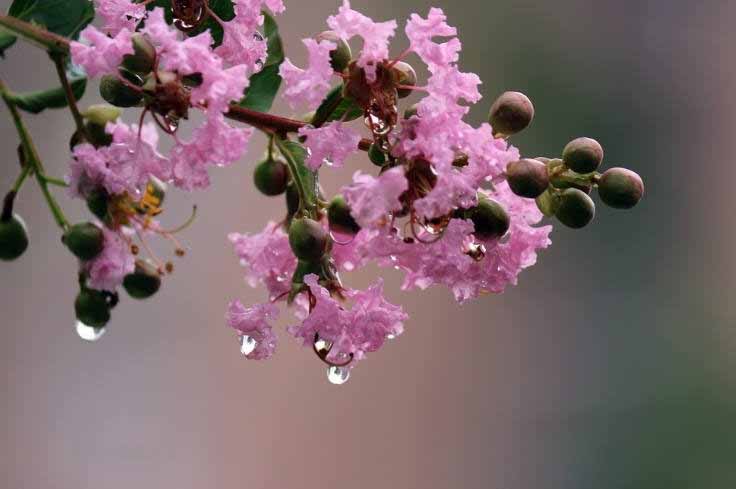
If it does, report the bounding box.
[239,334,257,356]
[75,320,106,342]
[327,365,350,385]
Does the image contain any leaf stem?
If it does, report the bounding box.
[0,78,70,229]
[11,164,32,193]
[0,14,70,55]
[50,51,90,141]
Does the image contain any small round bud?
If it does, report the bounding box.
[0,214,28,261]
[123,261,162,299]
[86,188,110,221]
[562,137,604,174]
[466,198,510,240]
[393,61,417,99]
[122,33,156,74]
[100,73,143,108]
[63,222,105,261]
[535,189,561,217]
[555,188,595,229]
[598,167,644,209]
[315,31,352,73]
[404,103,419,119]
[506,158,549,198]
[81,104,122,127]
[289,217,328,261]
[253,157,289,196]
[368,144,386,166]
[328,195,361,235]
[75,288,111,328]
[85,121,113,147]
[489,91,534,136]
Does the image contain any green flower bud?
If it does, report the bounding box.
[100,71,143,108]
[466,197,510,240]
[289,217,328,261]
[254,157,289,196]
[86,188,110,221]
[506,158,549,198]
[81,104,122,127]
[598,167,644,209]
[368,143,386,166]
[122,33,156,74]
[328,195,361,235]
[291,259,325,285]
[0,214,28,261]
[393,61,417,99]
[123,261,162,299]
[550,169,593,194]
[63,222,105,261]
[489,91,534,136]
[555,188,595,229]
[315,31,352,73]
[562,137,604,174]
[74,288,111,328]
[404,103,419,119]
[535,189,561,217]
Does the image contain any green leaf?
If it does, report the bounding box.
[311,85,362,127]
[8,64,87,113]
[0,29,17,56]
[278,139,318,211]
[239,11,284,113]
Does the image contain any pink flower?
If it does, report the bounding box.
[170,113,252,190]
[216,21,268,69]
[280,38,335,109]
[327,0,397,82]
[71,26,133,78]
[288,274,407,364]
[298,122,361,170]
[341,167,408,228]
[226,300,279,360]
[229,221,297,299]
[94,0,146,35]
[405,8,461,70]
[83,226,135,291]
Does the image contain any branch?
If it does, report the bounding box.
[0,14,70,54]
[50,52,90,141]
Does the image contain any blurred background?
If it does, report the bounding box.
[1,0,735,488]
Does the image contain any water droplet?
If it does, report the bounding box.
[386,333,396,340]
[239,334,257,356]
[314,336,333,353]
[75,320,106,342]
[327,365,350,385]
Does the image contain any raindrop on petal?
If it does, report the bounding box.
[239,334,257,356]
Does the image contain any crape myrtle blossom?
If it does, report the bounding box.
[226,300,279,360]
[70,27,134,78]
[280,38,336,110]
[298,122,361,170]
[93,0,146,36]
[341,167,407,228]
[217,0,286,69]
[83,224,136,292]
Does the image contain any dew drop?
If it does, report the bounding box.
[239,334,257,356]
[314,336,333,353]
[75,320,106,342]
[327,365,350,385]
[386,333,396,340]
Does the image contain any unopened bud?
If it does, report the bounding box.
[598,167,644,209]
[328,195,361,235]
[489,91,534,136]
[562,137,604,174]
[315,31,352,73]
[81,104,122,126]
[123,260,162,299]
[393,61,417,99]
[555,188,595,229]
[506,158,549,198]
[289,217,329,261]
[86,188,110,221]
[0,213,28,261]
[75,288,111,328]
[63,222,105,261]
[466,197,510,240]
[368,144,386,166]
[122,33,156,74]
[404,103,419,119]
[100,71,143,108]
[254,156,289,196]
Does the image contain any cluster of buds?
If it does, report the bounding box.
[0,0,644,384]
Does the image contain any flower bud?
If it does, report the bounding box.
[122,33,156,74]
[550,169,593,194]
[598,167,644,209]
[253,157,289,196]
[328,195,361,235]
[562,137,603,174]
[535,189,560,217]
[289,217,329,261]
[74,288,111,328]
[81,104,122,127]
[63,222,105,261]
[368,143,386,166]
[315,31,352,73]
[555,188,595,228]
[466,197,510,240]
[0,214,28,261]
[404,103,419,119]
[489,91,534,136]
[86,188,110,221]
[392,61,417,99]
[123,260,162,299]
[291,259,325,285]
[506,158,549,198]
[100,71,143,108]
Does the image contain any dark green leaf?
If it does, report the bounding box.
[8,0,94,39]
[8,64,87,113]
[311,85,362,127]
[0,29,17,56]
[239,11,284,113]
[279,139,318,211]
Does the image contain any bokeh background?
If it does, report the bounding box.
[1,0,735,488]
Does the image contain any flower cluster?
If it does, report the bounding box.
[0,0,644,384]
